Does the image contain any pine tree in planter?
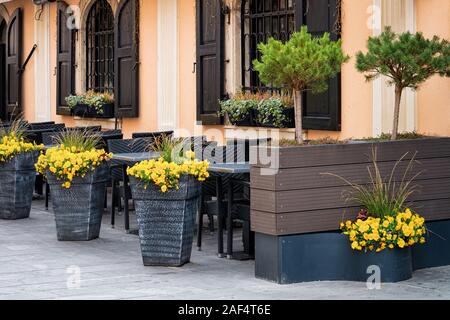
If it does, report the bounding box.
[356,27,450,140]
[253,26,349,144]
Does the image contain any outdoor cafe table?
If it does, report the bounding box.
[110,153,251,257]
[111,152,160,234]
[208,162,251,260]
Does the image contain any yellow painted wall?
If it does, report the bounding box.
[48,0,158,138]
[309,0,374,140]
[416,0,450,137]
[2,0,449,141]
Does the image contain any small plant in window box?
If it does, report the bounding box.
[255,94,295,128]
[219,92,295,128]
[219,96,257,126]
[66,91,115,119]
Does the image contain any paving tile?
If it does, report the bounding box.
[1,201,450,300]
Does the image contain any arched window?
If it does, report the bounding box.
[86,0,114,93]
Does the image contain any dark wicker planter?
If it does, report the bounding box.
[71,103,115,119]
[0,151,40,220]
[129,176,201,267]
[47,163,109,241]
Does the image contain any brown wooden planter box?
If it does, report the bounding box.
[250,137,450,236]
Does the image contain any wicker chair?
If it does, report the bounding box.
[70,125,102,132]
[197,141,257,253]
[197,144,246,250]
[132,130,174,140]
[98,130,123,153]
[108,138,153,231]
[29,122,56,130]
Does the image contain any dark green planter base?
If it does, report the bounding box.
[412,220,450,270]
[47,164,109,241]
[255,232,414,284]
[0,152,39,220]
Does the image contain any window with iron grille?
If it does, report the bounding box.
[86,0,114,93]
[241,0,296,92]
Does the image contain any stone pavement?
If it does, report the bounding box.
[1,202,450,300]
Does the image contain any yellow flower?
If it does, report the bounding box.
[341,212,427,252]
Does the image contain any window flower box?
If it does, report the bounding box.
[66,91,115,119]
[71,103,115,119]
[219,93,294,129]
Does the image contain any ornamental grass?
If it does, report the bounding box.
[36,129,111,189]
[324,148,421,219]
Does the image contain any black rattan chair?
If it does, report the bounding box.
[108,138,153,231]
[132,130,174,140]
[70,125,102,132]
[99,130,123,153]
[29,122,56,130]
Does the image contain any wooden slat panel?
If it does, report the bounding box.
[252,199,450,235]
[250,212,278,235]
[252,177,450,213]
[251,157,450,191]
[252,138,450,169]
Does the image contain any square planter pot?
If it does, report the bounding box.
[0,151,40,220]
[71,103,115,119]
[47,164,109,241]
[129,176,201,267]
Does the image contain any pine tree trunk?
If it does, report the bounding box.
[294,90,304,144]
[392,86,403,141]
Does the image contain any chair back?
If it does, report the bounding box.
[42,132,60,146]
[29,122,55,130]
[99,130,123,153]
[108,138,153,181]
[132,130,174,140]
[71,126,102,132]
[226,138,271,162]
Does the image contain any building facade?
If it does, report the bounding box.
[0,0,448,140]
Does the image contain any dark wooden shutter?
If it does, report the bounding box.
[115,0,139,118]
[196,0,225,125]
[296,0,341,131]
[56,1,75,116]
[6,8,22,117]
